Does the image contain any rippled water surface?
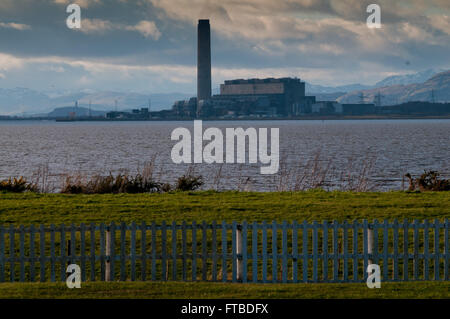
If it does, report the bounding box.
[0,119,449,191]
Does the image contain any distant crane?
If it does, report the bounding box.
[89,100,92,118]
[114,99,118,112]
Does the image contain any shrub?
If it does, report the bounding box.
[0,177,38,193]
[176,175,204,191]
[61,173,163,194]
[405,171,450,192]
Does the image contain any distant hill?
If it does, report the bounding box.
[306,69,443,99]
[306,83,371,94]
[0,89,193,116]
[374,69,442,88]
[337,70,450,105]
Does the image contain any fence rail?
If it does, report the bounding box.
[0,219,448,283]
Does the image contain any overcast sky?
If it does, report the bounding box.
[0,0,449,94]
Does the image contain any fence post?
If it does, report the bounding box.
[105,227,111,282]
[236,224,243,281]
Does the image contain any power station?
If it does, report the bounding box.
[169,19,376,119]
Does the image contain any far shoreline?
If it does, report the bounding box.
[1,114,450,122]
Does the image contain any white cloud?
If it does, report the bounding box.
[0,21,31,30]
[78,19,161,39]
[126,20,162,40]
[79,18,114,34]
[0,53,25,71]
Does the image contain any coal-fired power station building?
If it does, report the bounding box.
[172,19,316,119]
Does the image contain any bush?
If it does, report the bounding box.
[405,171,450,192]
[61,173,163,194]
[0,177,38,193]
[176,175,204,191]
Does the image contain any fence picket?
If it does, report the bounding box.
[120,222,127,281]
[343,221,348,282]
[131,222,136,281]
[40,225,46,282]
[363,220,368,281]
[322,221,328,282]
[445,218,449,281]
[262,221,268,283]
[192,221,197,282]
[353,220,358,282]
[99,223,105,281]
[221,221,227,282]
[0,226,4,282]
[9,225,14,282]
[141,221,147,281]
[303,220,308,282]
[80,223,86,282]
[282,221,287,283]
[292,221,298,283]
[90,223,95,282]
[212,221,217,282]
[434,219,439,281]
[403,219,408,281]
[172,221,177,281]
[161,221,167,281]
[110,222,116,281]
[30,225,35,282]
[424,220,429,281]
[242,221,248,283]
[333,221,338,282]
[19,225,25,282]
[383,220,389,281]
[312,221,318,282]
[271,221,277,283]
[252,221,258,283]
[373,220,379,265]
[232,221,237,283]
[182,221,187,281]
[202,221,207,281]
[151,222,156,281]
[393,220,399,281]
[413,220,419,280]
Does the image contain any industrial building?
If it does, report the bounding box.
[195,77,316,118]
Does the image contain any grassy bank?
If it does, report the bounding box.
[0,281,448,299]
[0,190,449,226]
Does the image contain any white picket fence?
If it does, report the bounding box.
[0,219,448,283]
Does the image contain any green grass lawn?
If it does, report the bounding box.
[0,190,449,226]
[0,281,448,299]
[0,190,448,299]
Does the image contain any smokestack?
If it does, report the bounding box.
[197,19,212,102]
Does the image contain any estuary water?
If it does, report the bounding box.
[0,119,449,192]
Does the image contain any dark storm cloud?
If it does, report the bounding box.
[0,0,449,93]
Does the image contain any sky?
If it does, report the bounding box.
[0,0,449,94]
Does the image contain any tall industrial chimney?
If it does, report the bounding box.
[197,19,212,102]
